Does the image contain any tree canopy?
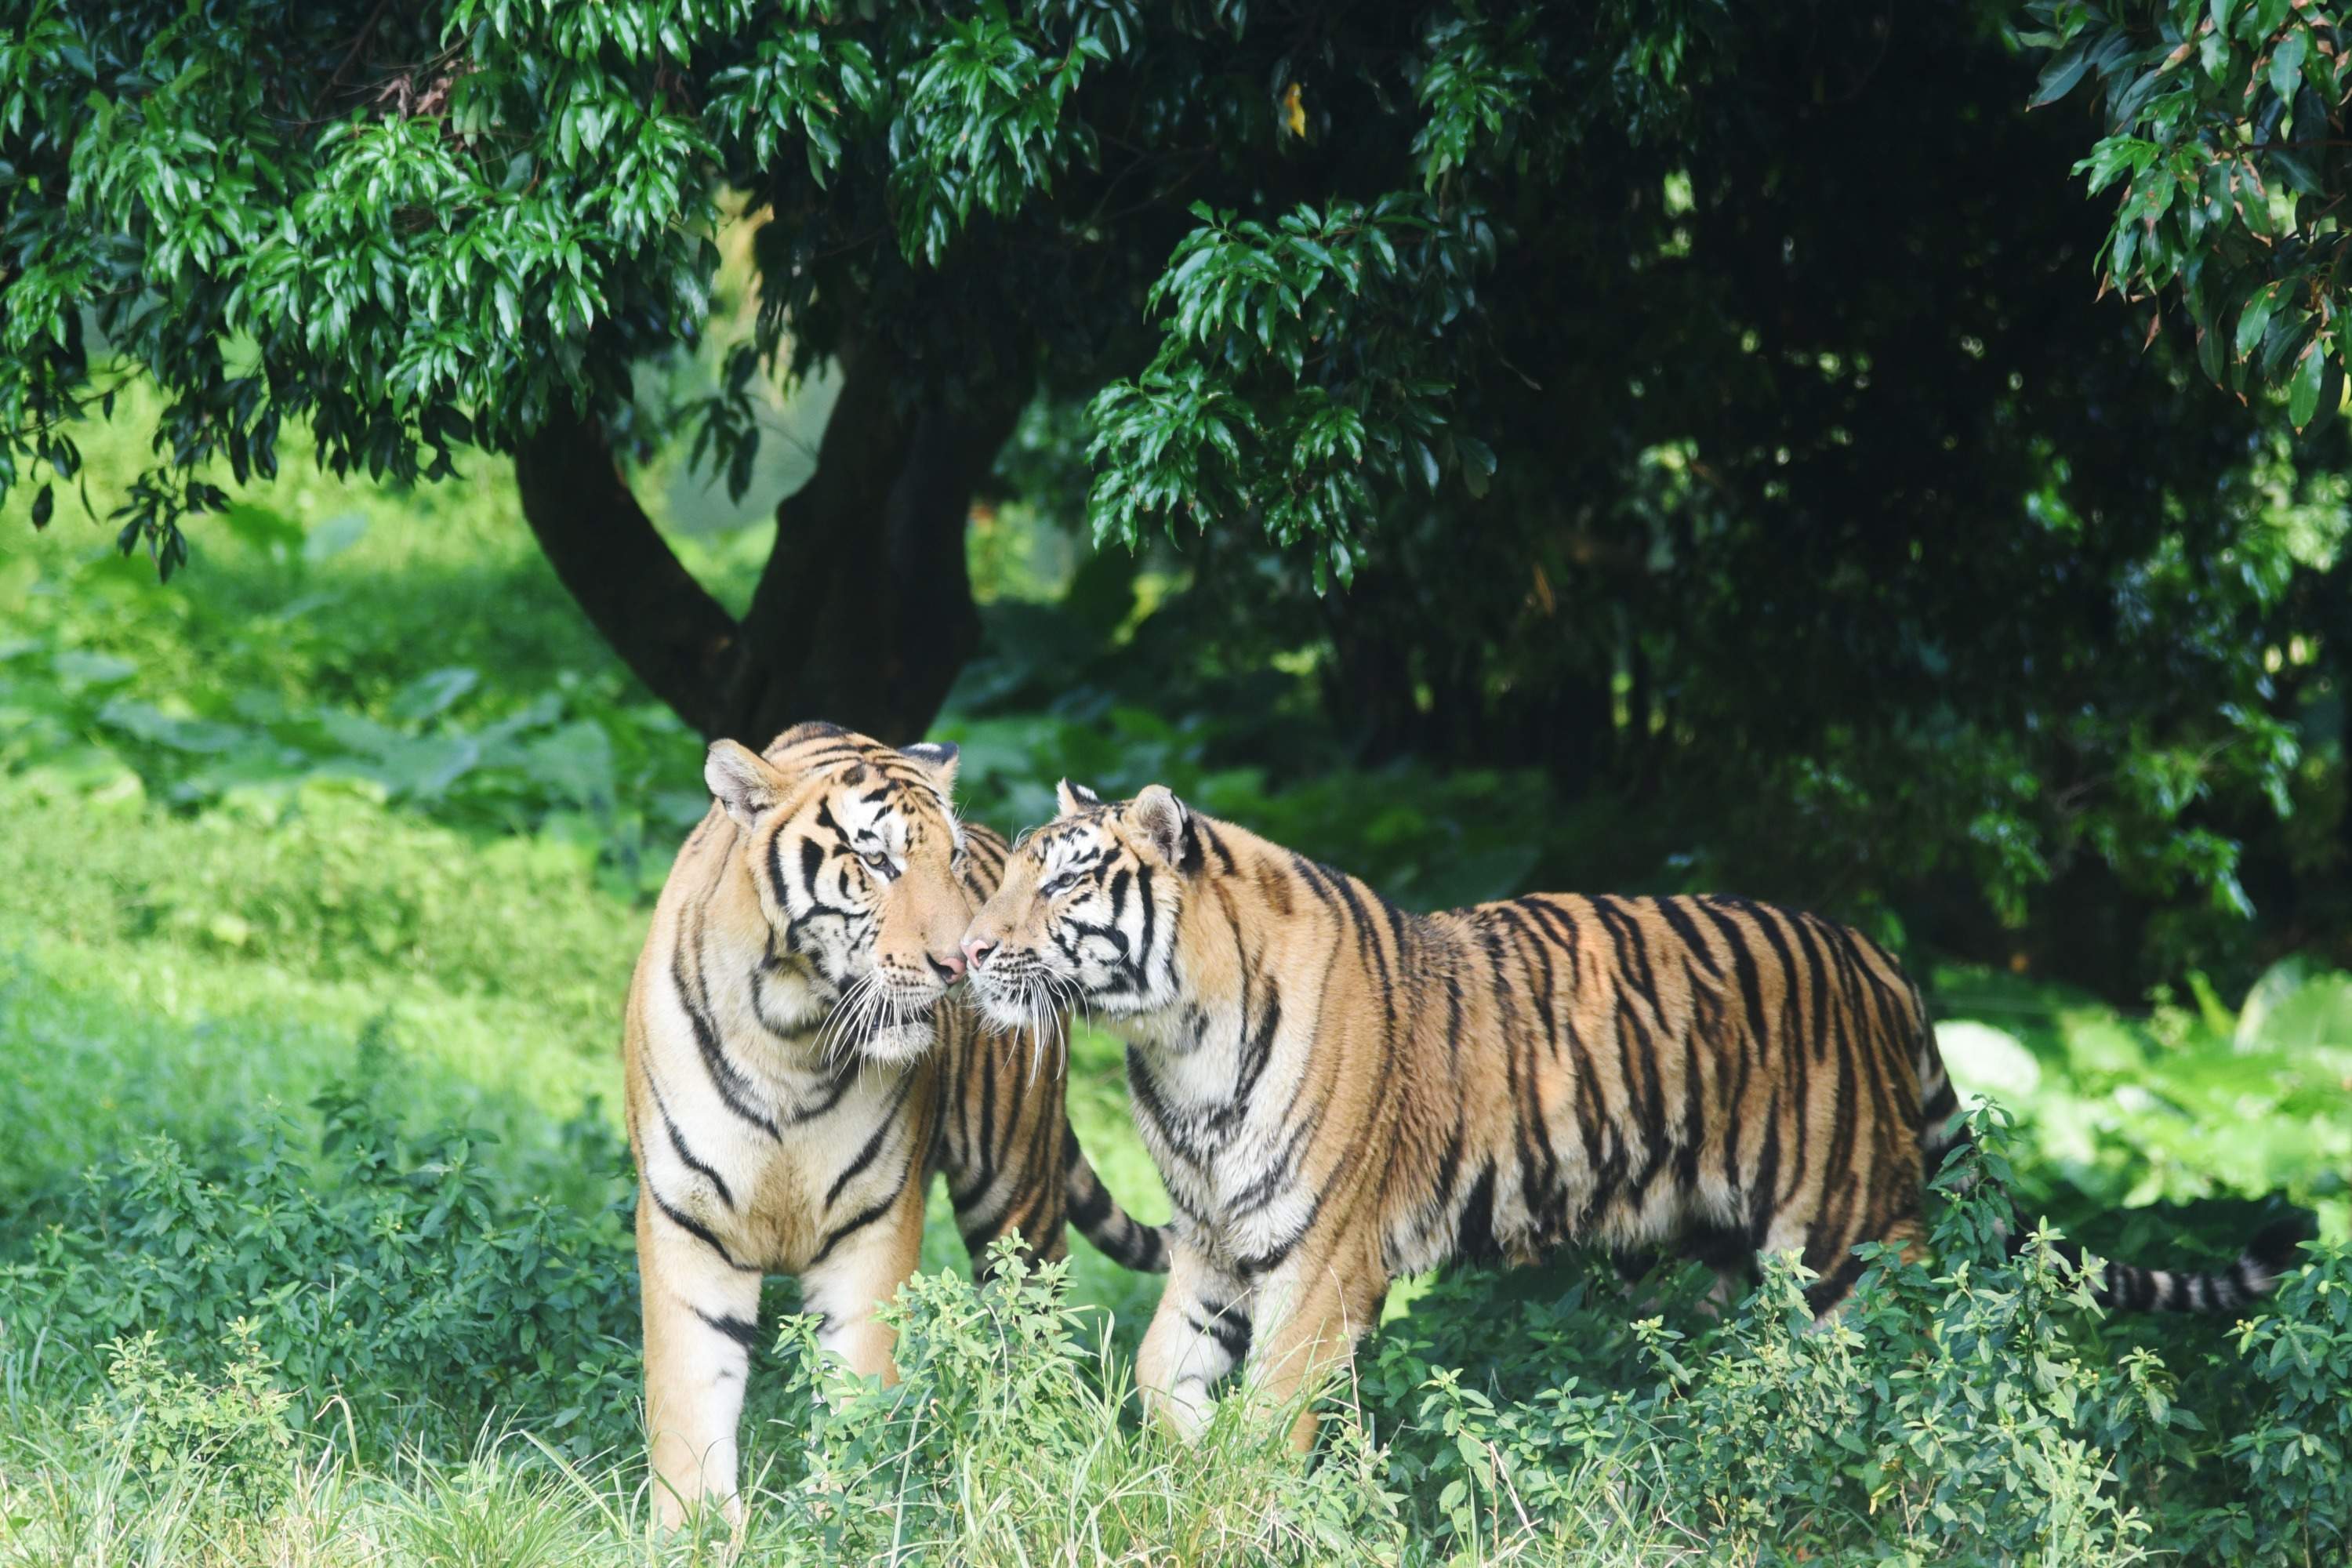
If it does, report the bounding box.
[5,0,2351,989]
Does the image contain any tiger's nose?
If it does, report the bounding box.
[960,934,998,972]
[929,948,965,982]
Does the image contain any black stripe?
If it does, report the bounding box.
[671,942,779,1140]
[1652,898,1723,982]
[1455,1163,1501,1265]
[1187,1308,1251,1361]
[811,1190,900,1265]
[1196,821,1236,875]
[1287,853,1340,908]
[1802,1252,1868,1314]
[1134,862,1160,987]
[825,1070,919,1205]
[646,1067,735,1208]
[693,1307,761,1351]
[782,1056,859,1126]
[647,1185,759,1272]
[1221,978,1283,1125]
[1067,1173,1112,1231]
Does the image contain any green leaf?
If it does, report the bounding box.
[2236,281,2283,361]
[389,667,481,724]
[2031,40,2095,107]
[2308,354,2344,435]
[2288,339,2326,430]
[2269,28,2310,111]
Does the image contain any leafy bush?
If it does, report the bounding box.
[1933,960,2352,1248]
[770,1239,1408,1566]
[74,1324,300,1525]
[0,1080,642,1464]
[1361,1117,2351,1566]
[0,624,704,900]
[2,1086,2347,1563]
[2228,1247,2352,1566]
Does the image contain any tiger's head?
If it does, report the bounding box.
[704,722,974,1064]
[960,779,1194,1032]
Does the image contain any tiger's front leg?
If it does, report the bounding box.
[638,1184,763,1532]
[796,1180,929,1385]
[1135,1244,1251,1439]
[1240,1243,1389,1452]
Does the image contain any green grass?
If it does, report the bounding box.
[3,407,2350,1564]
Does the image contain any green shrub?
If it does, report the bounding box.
[1363,1116,2351,1566]
[0,1082,642,1464]
[764,1238,1412,1566]
[74,1323,300,1523]
[2,1098,2347,1563]
[2227,1243,2352,1566]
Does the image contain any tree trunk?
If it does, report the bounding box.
[511,406,744,739]
[514,350,1022,747]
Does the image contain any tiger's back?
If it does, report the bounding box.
[1109,840,1936,1312]
[1382,891,1933,1308]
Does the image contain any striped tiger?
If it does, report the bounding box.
[625,725,1165,1527]
[957,782,2303,1447]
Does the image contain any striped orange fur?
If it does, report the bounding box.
[625,726,1163,1526]
[960,781,2297,1447]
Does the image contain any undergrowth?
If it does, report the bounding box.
[3,1089,2348,1566]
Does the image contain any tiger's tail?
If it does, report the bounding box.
[1915,997,2305,1314]
[1063,1127,1168,1273]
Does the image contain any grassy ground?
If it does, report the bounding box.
[2,419,2349,1564]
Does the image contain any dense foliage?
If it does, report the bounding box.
[8,1091,2350,1563]
[2034,0,2352,427]
[5,1092,641,1464]
[7,1,2352,989]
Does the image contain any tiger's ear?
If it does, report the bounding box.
[1055,779,1104,816]
[899,740,960,793]
[1125,784,1193,869]
[706,739,788,829]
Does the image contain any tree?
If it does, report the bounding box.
[5,0,2347,984]
[2,1,1049,741]
[0,0,1636,742]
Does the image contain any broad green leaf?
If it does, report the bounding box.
[389,667,482,724]
[2269,28,2310,107]
[2031,40,2095,107]
[2236,281,2283,361]
[2289,340,2325,429]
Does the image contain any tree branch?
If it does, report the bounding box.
[511,405,747,739]
[514,352,1024,748]
[724,346,1024,745]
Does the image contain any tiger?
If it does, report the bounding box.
[624,724,1166,1527]
[956,780,2306,1448]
